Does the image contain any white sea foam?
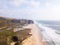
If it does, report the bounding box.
[34,21,60,45]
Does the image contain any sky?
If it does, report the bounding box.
[0,0,60,20]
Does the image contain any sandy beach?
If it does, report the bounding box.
[21,24,45,45]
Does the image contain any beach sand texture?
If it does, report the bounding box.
[21,24,44,45]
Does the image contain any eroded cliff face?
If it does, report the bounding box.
[21,36,33,45]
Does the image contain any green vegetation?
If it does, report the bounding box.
[0,27,15,45]
[0,17,32,45]
[0,28,31,45]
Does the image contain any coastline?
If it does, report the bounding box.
[21,24,44,45]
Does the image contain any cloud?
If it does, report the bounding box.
[11,0,27,6]
[0,0,41,19]
[0,0,60,20]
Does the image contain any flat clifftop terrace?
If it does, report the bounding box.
[0,17,33,29]
[0,17,33,45]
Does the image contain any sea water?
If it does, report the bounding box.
[37,20,60,30]
[34,20,60,45]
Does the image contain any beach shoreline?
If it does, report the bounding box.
[22,24,45,45]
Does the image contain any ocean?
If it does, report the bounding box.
[37,21,60,31]
[35,20,60,45]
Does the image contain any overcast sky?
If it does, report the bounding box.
[0,0,60,20]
